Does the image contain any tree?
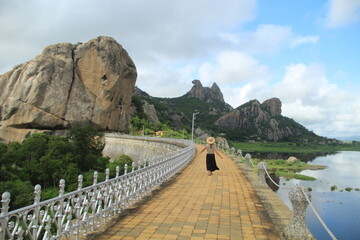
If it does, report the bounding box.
[0,180,33,210]
[67,124,108,171]
[108,154,133,177]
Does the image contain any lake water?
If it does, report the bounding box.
[270,151,360,240]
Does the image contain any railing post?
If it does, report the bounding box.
[33,184,41,239]
[105,168,110,181]
[138,160,142,170]
[78,175,83,190]
[283,184,313,240]
[59,179,65,197]
[237,149,243,158]
[93,171,98,186]
[116,166,120,178]
[124,164,128,175]
[1,192,11,240]
[256,162,268,187]
[57,179,65,237]
[245,153,252,170]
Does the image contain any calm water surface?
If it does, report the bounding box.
[274,151,360,240]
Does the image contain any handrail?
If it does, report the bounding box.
[0,137,195,240]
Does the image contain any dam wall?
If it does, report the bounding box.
[102,134,188,162]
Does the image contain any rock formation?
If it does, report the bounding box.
[0,36,137,142]
[132,86,160,125]
[187,80,225,103]
[216,98,298,141]
[141,101,160,124]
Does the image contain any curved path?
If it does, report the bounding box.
[90,145,280,239]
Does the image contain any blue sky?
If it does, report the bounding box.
[0,0,359,139]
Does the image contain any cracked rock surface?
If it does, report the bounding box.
[0,36,137,142]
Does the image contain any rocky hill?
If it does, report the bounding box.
[133,80,233,131]
[134,81,336,143]
[0,36,137,142]
[216,98,320,142]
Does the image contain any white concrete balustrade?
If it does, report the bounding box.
[0,135,195,240]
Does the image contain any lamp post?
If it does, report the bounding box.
[191,111,199,142]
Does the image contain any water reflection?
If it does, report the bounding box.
[269,151,360,240]
[265,173,280,192]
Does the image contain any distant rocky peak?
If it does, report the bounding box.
[187,79,224,103]
[261,98,281,116]
[210,82,224,100]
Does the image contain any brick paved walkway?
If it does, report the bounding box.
[91,145,280,240]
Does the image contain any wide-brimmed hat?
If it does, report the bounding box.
[206,137,215,144]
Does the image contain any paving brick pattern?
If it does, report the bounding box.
[92,145,280,240]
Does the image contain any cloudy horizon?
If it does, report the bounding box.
[1,0,359,139]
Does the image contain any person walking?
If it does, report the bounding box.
[199,136,223,176]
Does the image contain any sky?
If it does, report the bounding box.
[1,0,360,139]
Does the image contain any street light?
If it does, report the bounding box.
[191,111,199,142]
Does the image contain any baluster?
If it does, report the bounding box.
[132,162,135,172]
[15,226,24,240]
[1,192,11,240]
[138,160,142,170]
[59,179,65,197]
[43,216,52,240]
[105,168,110,181]
[33,184,41,239]
[64,208,73,238]
[124,164,128,175]
[90,189,96,232]
[57,179,65,237]
[93,171,98,186]
[116,166,120,178]
[75,178,83,239]
[78,175,83,190]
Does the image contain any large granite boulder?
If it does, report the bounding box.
[0,36,137,142]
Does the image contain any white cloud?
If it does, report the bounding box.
[198,51,271,86]
[325,0,360,28]
[220,24,320,54]
[216,61,360,138]
[219,24,293,54]
[0,0,257,74]
[290,35,319,48]
[269,63,359,137]
[1,0,359,139]
[282,100,326,124]
[271,63,344,106]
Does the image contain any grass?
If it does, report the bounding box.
[249,158,324,181]
[231,141,360,153]
[276,171,316,181]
